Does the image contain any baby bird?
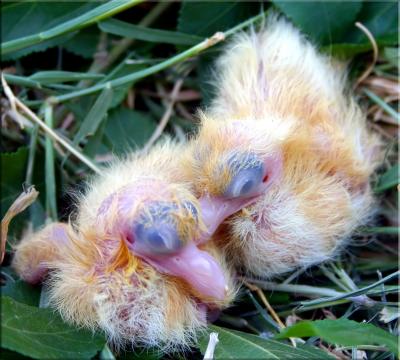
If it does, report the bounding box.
[12,140,240,351]
[185,16,382,278]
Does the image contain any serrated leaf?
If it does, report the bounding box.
[275,319,398,357]
[198,325,333,359]
[1,1,140,57]
[63,25,100,59]
[272,1,362,45]
[1,296,106,359]
[1,2,96,60]
[177,1,259,37]
[99,19,202,45]
[104,107,156,154]
[375,164,399,193]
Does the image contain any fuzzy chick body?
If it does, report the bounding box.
[12,140,237,352]
[11,15,382,351]
[187,17,382,278]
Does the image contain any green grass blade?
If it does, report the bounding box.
[73,86,114,146]
[374,164,399,193]
[30,71,105,84]
[99,18,203,45]
[1,0,144,55]
[61,86,113,168]
[44,104,57,220]
[51,10,268,103]
[300,271,399,307]
[246,290,281,331]
[25,124,39,185]
[99,344,116,360]
[3,73,43,89]
[359,226,399,235]
[363,88,400,123]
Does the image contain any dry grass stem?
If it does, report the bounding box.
[354,22,378,88]
[363,77,400,96]
[1,186,39,264]
[141,73,188,153]
[1,74,103,175]
[244,281,297,347]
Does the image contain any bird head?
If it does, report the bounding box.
[94,178,230,303]
[184,114,291,235]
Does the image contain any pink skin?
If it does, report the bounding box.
[98,187,229,300]
[96,151,283,301]
[197,195,258,243]
[132,243,227,301]
[23,224,70,284]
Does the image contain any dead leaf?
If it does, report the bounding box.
[1,185,39,263]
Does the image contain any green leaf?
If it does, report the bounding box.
[275,319,399,357]
[0,147,28,218]
[117,349,163,360]
[272,1,362,45]
[73,86,113,146]
[363,89,399,122]
[1,2,97,60]
[83,120,109,158]
[99,18,202,45]
[48,10,266,103]
[2,278,41,307]
[0,348,33,360]
[178,1,259,37]
[198,325,333,359]
[30,71,104,84]
[383,47,399,68]
[1,296,106,359]
[100,58,148,109]
[63,26,100,59]
[325,2,398,57]
[345,2,398,44]
[375,164,399,193]
[104,107,156,155]
[1,0,143,56]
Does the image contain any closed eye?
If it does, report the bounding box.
[223,152,266,199]
[133,221,183,255]
[128,201,198,256]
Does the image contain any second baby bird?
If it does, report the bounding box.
[185,16,382,278]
